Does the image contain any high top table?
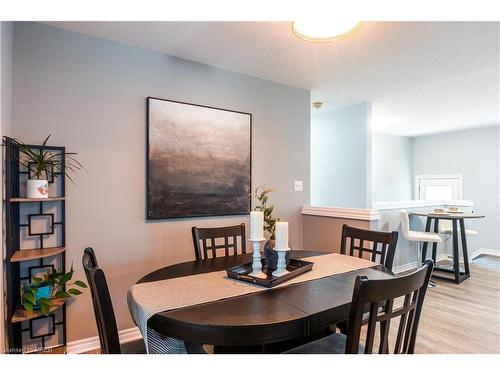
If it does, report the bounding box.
[408,211,485,284]
[136,250,395,353]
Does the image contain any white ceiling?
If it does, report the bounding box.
[371,67,500,136]
[44,21,500,135]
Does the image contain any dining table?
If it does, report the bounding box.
[408,211,485,284]
[134,250,395,353]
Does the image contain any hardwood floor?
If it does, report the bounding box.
[366,255,500,354]
[414,255,500,354]
[84,255,500,354]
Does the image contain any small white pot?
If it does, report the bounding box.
[27,179,49,199]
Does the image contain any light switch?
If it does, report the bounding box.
[294,180,303,192]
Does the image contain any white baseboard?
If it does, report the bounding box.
[393,248,499,275]
[67,327,142,354]
[442,248,499,262]
[478,248,500,257]
[393,254,447,274]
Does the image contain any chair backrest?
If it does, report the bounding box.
[192,223,247,260]
[82,247,121,354]
[340,224,399,270]
[400,210,411,239]
[345,260,434,354]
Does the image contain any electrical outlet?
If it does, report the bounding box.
[294,180,303,192]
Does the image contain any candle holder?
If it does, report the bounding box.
[272,247,291,277]
[249,238,267,278]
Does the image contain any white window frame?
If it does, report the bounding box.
[415,174,463,200]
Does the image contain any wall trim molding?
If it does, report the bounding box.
[67,327,141,354]
[302,206,381,221]
[372,200,474,211]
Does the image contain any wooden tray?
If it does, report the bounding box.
[226,257,313,288]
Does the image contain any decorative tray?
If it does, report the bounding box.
[226,258,313,288]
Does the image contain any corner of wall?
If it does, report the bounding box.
[409,135,415,199]
[365,101,373,208]
[0,19,15,354]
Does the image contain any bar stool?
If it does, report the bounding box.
[401,210,441,286]
[439,220,478,236]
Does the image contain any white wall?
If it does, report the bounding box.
[372,131,413,202]
[0,21,14,352]
[11,22,311,342]
[413,126,500,251]
[311,102,372,208]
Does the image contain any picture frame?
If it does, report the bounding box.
[146,97,252,219]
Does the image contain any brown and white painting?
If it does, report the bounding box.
[147,97,251,219]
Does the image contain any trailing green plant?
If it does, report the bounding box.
[12,134,84,183]
[22,265,87,316]
[254,185,280,240]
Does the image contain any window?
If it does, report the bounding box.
[415,174,462,200]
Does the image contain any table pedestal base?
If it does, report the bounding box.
[421,217,471,284]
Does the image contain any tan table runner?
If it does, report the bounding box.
[127,253,376,350]
[127,254,376,347]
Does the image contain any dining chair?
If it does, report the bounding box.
[336,225,399,334]
[285,259,434,354]
[340,224,399,271]
[82,247,205,354]
[192,223,246,260]
[82,247,143,354]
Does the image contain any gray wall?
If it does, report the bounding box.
[1,21,14,352]
[372,131,413,202]
[311,102,371,208]
[413,126,500,251]
[11,22,311,342]
[1,22,13,136]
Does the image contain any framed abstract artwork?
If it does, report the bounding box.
[147,97,252,219]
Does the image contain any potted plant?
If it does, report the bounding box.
[12,135,83,198]
[254,186,291,270]
[22,266,87,316]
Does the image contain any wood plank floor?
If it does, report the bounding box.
[84,255,500,354]
[413,255,500,354]
[362,255,500,354]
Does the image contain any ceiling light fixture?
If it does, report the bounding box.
[292,19,362,43]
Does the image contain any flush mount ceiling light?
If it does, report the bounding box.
[312,101,323,109]
[292,19,362,43]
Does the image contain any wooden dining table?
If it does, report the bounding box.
[136,250,395,353]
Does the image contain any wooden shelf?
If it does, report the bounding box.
[8,197,65,203]
[12,299,65,324]
[11,247,65,262]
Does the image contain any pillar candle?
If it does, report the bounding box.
[275,221,289,250]
[249,211,264,240]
